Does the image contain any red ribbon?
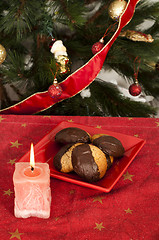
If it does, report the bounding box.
[0,0,140,115]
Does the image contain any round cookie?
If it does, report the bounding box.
[91,134,109,142]
[72,144,107,182]
[53,143,82,173]
[92,135,125,158]
[105,154,114,169]
[55,127,91,145]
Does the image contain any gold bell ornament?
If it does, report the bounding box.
[0,44,6,64]
[108,0,127,21]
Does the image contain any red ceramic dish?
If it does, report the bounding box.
[19,121,146,192]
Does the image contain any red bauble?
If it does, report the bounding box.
[92,41,104,55]
[48,83,62,98]
[129,83,141,96]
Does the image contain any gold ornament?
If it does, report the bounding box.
[120,30,154,42]
[0,44,6,64]
[56,55,70,74]
[108,0,127,21]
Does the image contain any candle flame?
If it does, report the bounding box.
[30,143,35,169]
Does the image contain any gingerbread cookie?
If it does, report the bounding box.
[92,135,125,158]
[72,144,107,182]
[55,127,91,145]
[53,143,82,173]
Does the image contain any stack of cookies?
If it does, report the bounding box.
[53,127,125,182]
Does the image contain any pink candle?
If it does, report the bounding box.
[13,144,51,218]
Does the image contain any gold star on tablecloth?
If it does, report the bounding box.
[0,116,5,122]
[96,125,101,129]
[8,159,16,165]
[134,134,139,137]
[68,119,74,122]
[10,140,22,148]
[55,217,60,221]
[125,208,133,214]
[93,196,105,204]
[43,116,51,118]
[155,122,159,127]
[3,189,13,196]
[128,118,133,120]
[69,190,75,194]
[156,163,159,166]
[21,123,27,127]
[123,171,134,181]
[9,229,23,240]
[94,222,105,231]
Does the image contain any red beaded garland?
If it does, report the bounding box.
[129,83,141,96]
[48,83,62,98]
[92,41,104,55]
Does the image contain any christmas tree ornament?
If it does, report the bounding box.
[120,30,154,42]
[50,40,70,74]
[0,44,6,64]
[108,0,127,21]
[56,55,70,74]
[48,78,62,98]
[129,56,142,96]
[92,22,117,55]
[129,82,141,96]
[155,62,159,71]
[92,38,104,55]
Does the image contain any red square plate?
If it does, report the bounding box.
[19,121,145,192]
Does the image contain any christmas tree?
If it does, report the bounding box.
[0,0,158,117]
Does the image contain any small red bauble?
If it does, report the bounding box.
[92,40,104,55]
[48,83,62,98]
[129,83,141,96]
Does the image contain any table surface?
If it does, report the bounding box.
[0,115,158,240]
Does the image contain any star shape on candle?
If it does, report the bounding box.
[94,222,105,231]
[10,140,22,148]
[123,171,134,181]
[21,123,27,127]
[125,208,133,214]
[134,134,139,137]
[3,189,13,196]
[9,229,24,240]
[93,196,105,204]
[0,116,6,122]
[8,159,17,165]
[96,125,101,129]
[67,119,74,122]
[155,122,159,127]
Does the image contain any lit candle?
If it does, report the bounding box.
[13,143,51,219]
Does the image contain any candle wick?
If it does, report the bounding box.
[31,166,34,172]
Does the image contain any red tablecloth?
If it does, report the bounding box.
[0,115,158,240]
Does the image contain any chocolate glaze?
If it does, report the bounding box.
[53,144,73,171]
[55,127,90,145]
[93,135,125,158]
[105,154,112,169]
[72,144,100,182]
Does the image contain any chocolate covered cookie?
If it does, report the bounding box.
[55,127,91,145]
[53,143,82,173]
[72,144,107,182]
[92,135,125,158]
